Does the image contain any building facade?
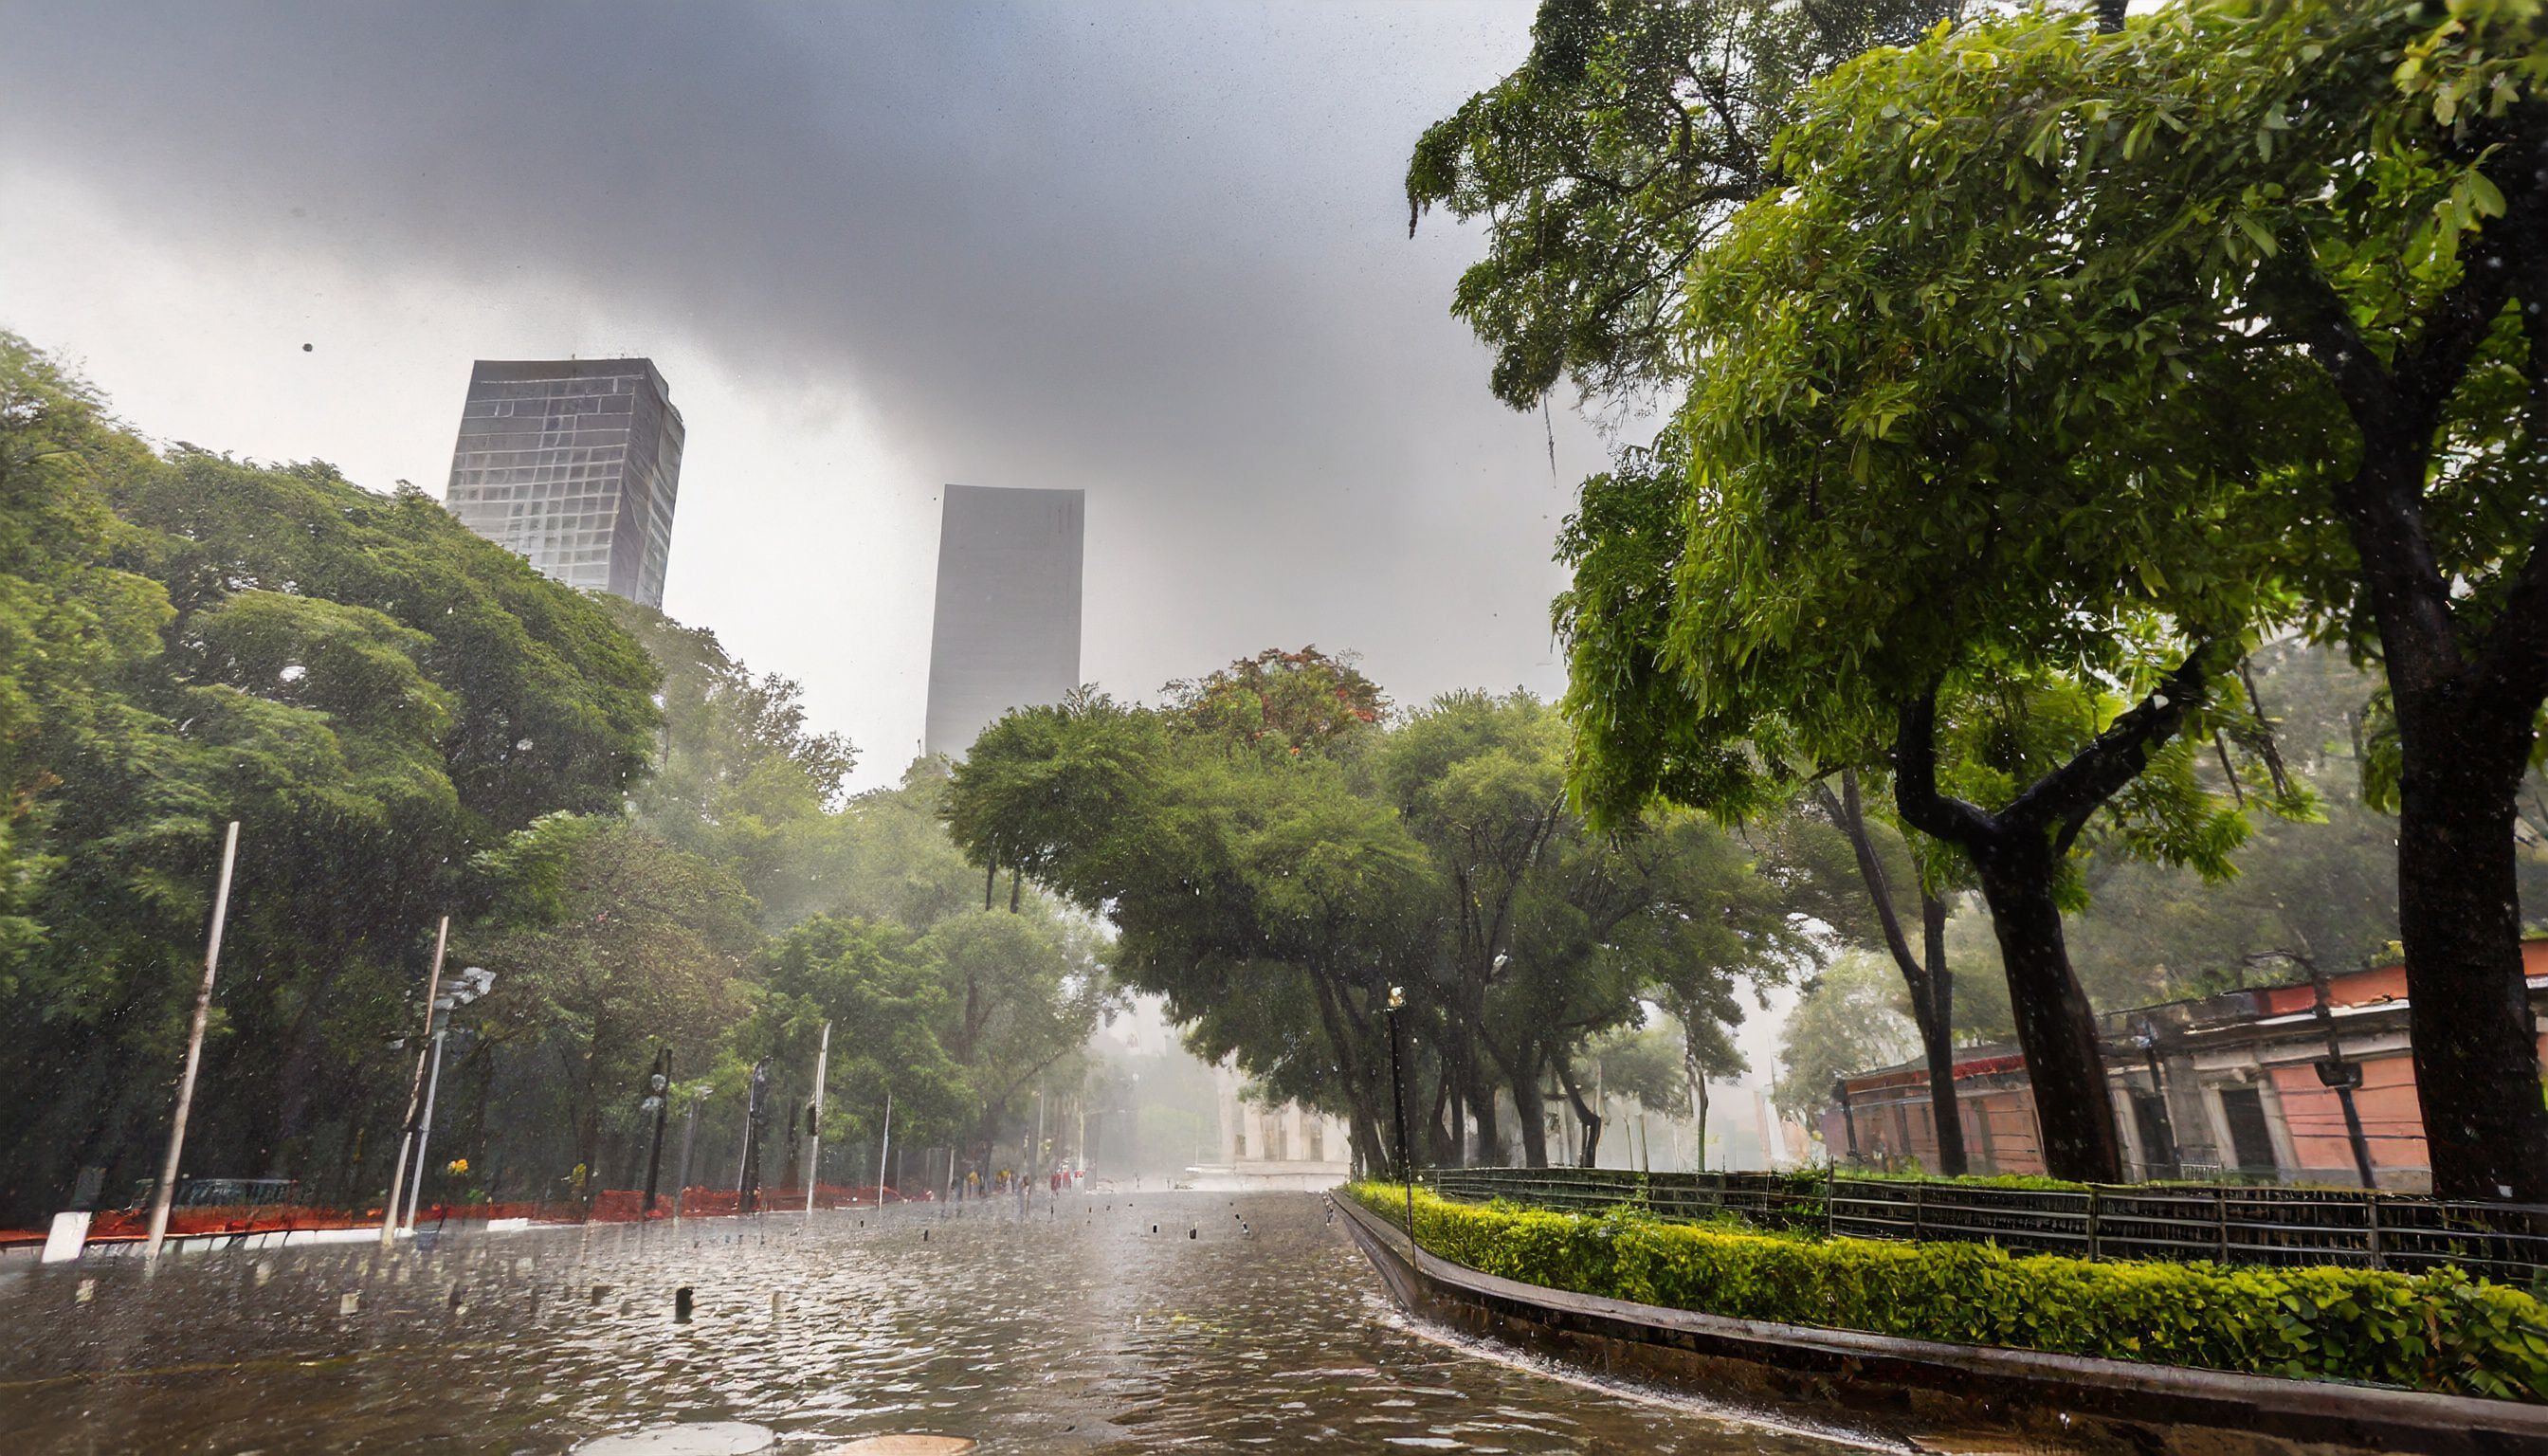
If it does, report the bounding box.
[442,358,684,607]
[924,484,1084,758]
[1823,940,2548,1191]
[1202,1059,1355,1191]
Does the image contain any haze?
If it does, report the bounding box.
[0,1,1611,787]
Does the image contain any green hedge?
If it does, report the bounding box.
[1346,1183,2548,1402]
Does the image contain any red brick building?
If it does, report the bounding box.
[1822,940,2548,1190]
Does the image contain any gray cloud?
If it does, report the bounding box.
[2,1,1606,740]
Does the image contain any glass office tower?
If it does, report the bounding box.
[442,358,684,607]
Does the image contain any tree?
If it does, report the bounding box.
[1716,0,2548,1197]
[0,336,170,971]
[948,683,1439,1175]
[1163,646,1386,752]
[464,814,757,1191]
[917,908,1113,1158]
[0,350,666,1217]
[1788,771,1972,1174]
[739,915,967,1170]
[605,597,854,914]
[1407,0,1964,410]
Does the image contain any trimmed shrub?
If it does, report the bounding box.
[1346,1183,2548,1402]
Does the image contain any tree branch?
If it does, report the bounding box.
[2010,641,2226,851]
[1890,684,1996,849]
[1810,772,1929,1001]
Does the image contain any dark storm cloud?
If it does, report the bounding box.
[0,1,1591,700]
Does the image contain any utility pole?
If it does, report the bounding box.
[805,1022,830,1218]
[399,967,489,1232]
[642,1046,672,1214]
[380,915,449,1247]
[145,820,240,1267]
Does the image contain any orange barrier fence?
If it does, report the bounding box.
[5,1183,919,1248]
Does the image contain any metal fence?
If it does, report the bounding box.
[1422,1167,2548,1284]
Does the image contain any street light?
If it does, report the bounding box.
[641,1046,673,1214]
[1386,985,1416,1265]
[405,966,494,1232]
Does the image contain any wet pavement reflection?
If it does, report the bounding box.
[0,1191,1873,1453]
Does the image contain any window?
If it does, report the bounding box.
[2218,1086,2278,1174]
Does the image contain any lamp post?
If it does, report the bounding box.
[738,1059,771,1214]
[804,1021,829,1219]
[405,966,493,1232]
[382,918,450,1247]
[1386,985,1415,1263]
[2249,948,2378,1189]
[642,1046,672,1214]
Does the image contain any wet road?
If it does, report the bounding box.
[0,1191,1873,1454]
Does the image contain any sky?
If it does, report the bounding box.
[0,0,1624,792]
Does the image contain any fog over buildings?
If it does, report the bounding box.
[0,3,1606,792]
[924,484,1084,759]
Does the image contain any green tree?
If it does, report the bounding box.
[605,597,854,915]
[0,336,170,970]
[1701,0,2548,1196]
[1407,0,1965,409]
[918,908,1114,1158]
[464,814,757,1191]
[950,683,1441,1174]
[0,353,665,1216]
[738,914,967,1168]
[1544,0,2375,1179]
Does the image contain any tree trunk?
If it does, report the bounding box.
[1818,773,1970,1176]
[1465,1058,1503,1165]
[1555,1060,1602,1168]
[1513,1065,1550,1168]
[2395,704,2548,1202]
[1974,840,2120,1182]
[1920,893,1969,1176]
[1445,1055,1467,1169]
[1891,660,2221,1187]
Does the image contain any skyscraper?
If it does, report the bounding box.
[924,484,1085,758]
[442,358,685,608]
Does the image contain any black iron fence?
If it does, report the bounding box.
[1422,1166,2548,1284]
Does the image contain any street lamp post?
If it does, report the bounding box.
[404,966,493,1232]
[642,1046,672,1214]
[1386,985,1415,1263]
[804,1021,830,1219]
[738,1059,771,1214]
[381,918,450,1247]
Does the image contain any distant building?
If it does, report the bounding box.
[1202,1061,1355,1191]
[924,484,1084,757]
[442,358,684,607]
[1824,941,2548,1191]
